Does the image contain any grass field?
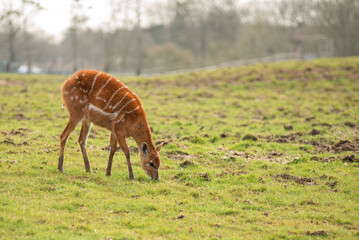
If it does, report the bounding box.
[0,57,358,239]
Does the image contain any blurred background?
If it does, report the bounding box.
[0,0,358,75]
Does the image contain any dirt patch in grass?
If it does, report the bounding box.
[102,145,121,152]
[310,156,336,163]
[305,230,328,237]
[224,150,247,159]
[219,147,292,163]
[309,139,359,153]
[242,134,258,141]
[198,173,211,181]
[283,125,293,130]
[332,140,358,152]
[300,200,318,206]
[12,113,30,120]
[7,127,32,137]
[344,122,357,128]
[309,129,321,136]
[275,174,314,185]
[220,132,229,138]
[179,160,195,168]
[264,132,302,143]
[0,138,29,146]
[216,170,248,178]
[342,155,358,163]
[129,146,139,153]
[312,122,332,128]
[166,150,196,160]
[326,181,338,188]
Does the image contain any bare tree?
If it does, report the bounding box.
[134,0,143,76]
[22,0,43,73]
[0,0,43,73]
[315,0,359,56]
[0,1,21,72]
[69,0,88,72]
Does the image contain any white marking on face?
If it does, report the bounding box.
[89,71,102,94]
[64,91,69,95]
[70,96,73,100]
[75,95,78,100]
[76,76,79,79]
[82,73,85,76]
[145,163,149,167]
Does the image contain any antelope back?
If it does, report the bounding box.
[62,69,143,130]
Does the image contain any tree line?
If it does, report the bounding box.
[1,0,358,75]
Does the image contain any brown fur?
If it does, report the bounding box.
[58,69,162,180]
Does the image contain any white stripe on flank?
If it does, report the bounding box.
[115,114,125,124]
[96,96,107,103]
[111,99,137,119]
[95,76,112,97]
[112,92,129,110]
[89,72,102,94]
[88,104,113,117]
[126,105,141,114]
[104,86,127,109]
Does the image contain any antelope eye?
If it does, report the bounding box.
[149,162,155,168]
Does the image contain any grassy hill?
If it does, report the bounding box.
[0,57,358,239]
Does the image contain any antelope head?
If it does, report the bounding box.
[140,142,163,180]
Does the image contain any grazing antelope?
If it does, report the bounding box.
[58,69,163,180]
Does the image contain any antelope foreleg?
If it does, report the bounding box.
[115,133,134,180]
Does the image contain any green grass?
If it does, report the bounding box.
[0,57,359,239]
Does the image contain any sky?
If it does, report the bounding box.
[32,0,111,41]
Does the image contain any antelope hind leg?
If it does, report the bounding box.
[106,132,117,176]
[58,117,80,172]
[78,120,92,172]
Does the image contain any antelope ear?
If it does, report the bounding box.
[156,142,164,152]
[141,142,149,155]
